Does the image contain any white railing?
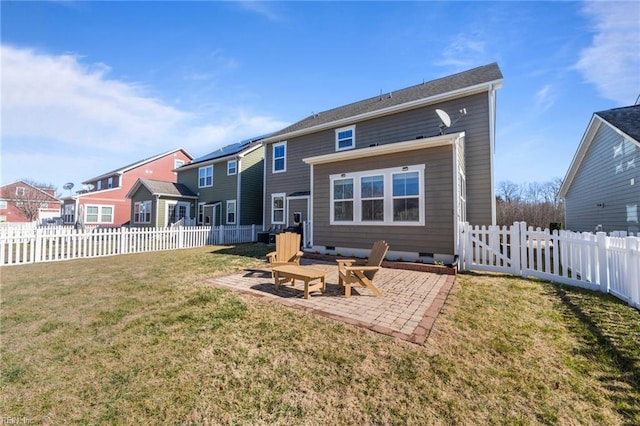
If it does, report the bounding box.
[459,222,640,309]
[0,224,259,266]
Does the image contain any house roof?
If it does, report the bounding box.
[126,178,198,199]
[182,134,269,169]
[263,63,503,143]
[0,180,60,202]
[595,105,640,143]
[559,104,640,198]
[83,148,193,184]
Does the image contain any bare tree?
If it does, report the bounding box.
[9,180,58,222]
[496,178,565,229]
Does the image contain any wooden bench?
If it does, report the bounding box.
[272,264,326,299]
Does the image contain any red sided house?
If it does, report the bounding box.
[61,149,193,227]
[0,180,62,224]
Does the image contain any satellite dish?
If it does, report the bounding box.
[435,109,451,128]
[83,184,95,191]
[63,182,74,190]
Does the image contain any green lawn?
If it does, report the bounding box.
[1,244,639,425]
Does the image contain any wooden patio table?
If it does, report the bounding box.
[272,264,327,299]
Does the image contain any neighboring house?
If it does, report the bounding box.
[559,105,640,234]
[61,148,193,227]
[126,179,198,227]
[175,138,265,226]
[261,63,503,262]
[0,180,62,223]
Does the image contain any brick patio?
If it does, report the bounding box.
[203,259,456,344]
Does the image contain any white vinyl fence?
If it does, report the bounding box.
[0,224,260,266]
[459,222,640,309]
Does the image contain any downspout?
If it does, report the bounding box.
[488,84,497,225]
[236,155,242,225]
[309,164,314,249]
[262,147,267,231]
[452,134,460,256]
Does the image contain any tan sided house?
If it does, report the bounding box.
[262,63,503,263]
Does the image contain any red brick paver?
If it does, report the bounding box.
[204,259,455,344]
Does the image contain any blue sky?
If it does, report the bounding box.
[1,1,638,195]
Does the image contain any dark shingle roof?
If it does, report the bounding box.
[596,105,640,143]
[139,179,197,197]
[269,63,503,138]
[189,134,270,166]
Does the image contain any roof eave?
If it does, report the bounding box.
[559,115,603,198]
[263,79,502,144]
[303,132,464,165]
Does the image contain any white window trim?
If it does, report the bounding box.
[198,202,206,225]
[0,200,7,209]
[330,164,425,226]
[16,187,26,196]
[134,200,152,224]
[226,199,237,224]
[272,141,287,173]
[227,160,237,176]
[107,177,113,189]
[335,125,356,152]
[271,193,286,224]
[198,165,213,188]
[175,159,185,169]
[85,204,114,224]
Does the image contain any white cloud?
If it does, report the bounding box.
[435,33,487,71]
[534,84,556,113]
[0,45,289,190]
[575,1,640,105]
[237,1,283,22]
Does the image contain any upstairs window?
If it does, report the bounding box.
[96,181,102,190]
[227,160,237,175]
[273,142,286,173]
[175,159,185,169]
[108,177,113,188]
[0,200,7,209]
[335,125,355,151]
[199,165,213,188]
[16,187,25,196]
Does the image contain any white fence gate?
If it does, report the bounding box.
[459,222,640,310]
[0,224,260,266]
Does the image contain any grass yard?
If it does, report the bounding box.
[1,244,639,425]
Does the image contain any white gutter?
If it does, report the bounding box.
[303,132,463,165]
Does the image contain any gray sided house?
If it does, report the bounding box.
[126,179,198,227]
[560,105,640,234]
[262,63,503,262]
[176,139,265,226]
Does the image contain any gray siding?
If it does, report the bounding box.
[129,186,157,227]
[313,145,455,255]
[239,148,264,225]
[265,92,492,231]
[565,124,640,233]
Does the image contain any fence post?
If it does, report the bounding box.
[251,224,256,242]
[458,222,466,270]
[219,224,225,245]
[178,225,184,249]
[596,232,608,292]
[519,221,528,277]
[511,222,521,276]
[34,227,43,263]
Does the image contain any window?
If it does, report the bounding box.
[361,175,384,221]
[227,200,237,224]
[108,177,113,189]
[0,200,6,209]
[330,165,424,226]
[227,160,237,175]
[175,159,185,169]
[392,172,420,222]
[63,204,75,223]
[273,142,286,173]
[16,187,25,196]
[199,165,213,187]
[335,125,355,151]
[96,181,102,190]
[332,178,354,222]
[134,200,152,223]
[85,205,113,224]
[272,193,285,224]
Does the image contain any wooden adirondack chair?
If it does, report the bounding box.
[267,232,303,268]
[337,240,389,297]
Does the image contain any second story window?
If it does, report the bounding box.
[335,125,355,151]
[108,177,113,188]
[273,142,286,173]
[16,187,25,196]
[227,160,237,175]
[199,165,213,188]
[96,181,102,190]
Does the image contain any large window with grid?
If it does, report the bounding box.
[330,165,424,226]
